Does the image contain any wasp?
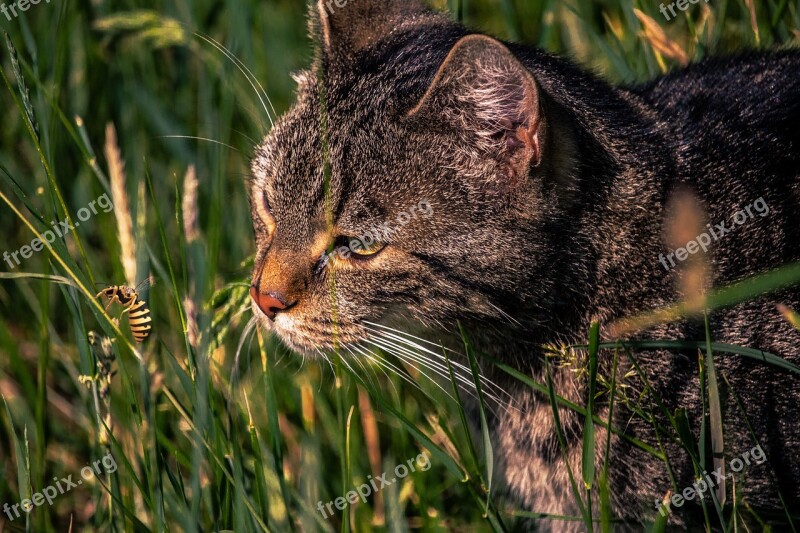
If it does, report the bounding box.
[96,277,155,342]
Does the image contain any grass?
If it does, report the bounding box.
[0,0,799,531]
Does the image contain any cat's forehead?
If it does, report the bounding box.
[249,54,464,238]
[253,83,407,193]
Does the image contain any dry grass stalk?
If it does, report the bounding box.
[104,122,136,286]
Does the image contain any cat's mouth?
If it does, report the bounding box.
[250,299,370,357]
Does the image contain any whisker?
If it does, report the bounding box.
[364,324,516,406]
[233,316,259,384]
[365,326,478,382]
[339,345,399,397]
[345,344,400,400]
[367,338,510,415]
[364,338,459,403]
[293,350,306,375]
[365,321,459,351]
[348,344,430,399]
[231,128,258,145]
[314,347,338,393]
[193,32,276,127]
[367,323,516,397]
[366,337,476,394]
[343,345,380,391]
[488,302,522,327]
[387,353,462,405]
[159,135,244,154]
[337,351,362,380]
[228,316,259,414]
[365,327,521,416]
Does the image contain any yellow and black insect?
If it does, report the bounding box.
[96,277,155,342]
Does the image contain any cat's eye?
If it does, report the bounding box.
[352,239,385,257]
[333,236,386,260]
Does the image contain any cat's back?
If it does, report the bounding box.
[631,49,800,170]
[629,49,800,211]
[633,49,800,127]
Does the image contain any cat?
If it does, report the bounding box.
[248,0,800,529]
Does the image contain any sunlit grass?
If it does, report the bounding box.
[0,0,798,531]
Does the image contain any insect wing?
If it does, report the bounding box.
[134,276,157,294]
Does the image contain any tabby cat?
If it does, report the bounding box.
[248,0,800,529]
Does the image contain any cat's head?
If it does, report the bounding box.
[249,0,567,356]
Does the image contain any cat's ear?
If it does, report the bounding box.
[407,35,544,179]
[315,0,430,55]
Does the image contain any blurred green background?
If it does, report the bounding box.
[0,0,797,531]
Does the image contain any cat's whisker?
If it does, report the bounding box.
[364,338,462,404]
[366,336,478,395]
[365,321,460,351]
[366,330,521,416]
[366,322,514,397]
[335,351,363,382]
[344,343,401,400]
[233,316,259,384]
[293,350,307,375]
[386,353,459,404]
[364,323,516,406]
[487,302,522,327]
[227,316,260,415]
[231,128,258,146]
[193,32,276,127]
[315,347,337,378]
[343,346,380,391]
[348,344,429,399]
[158,135,244,154]
[366,325,481,382]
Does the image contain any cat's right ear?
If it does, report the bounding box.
[315,0,430,56]
[407,35,545,182]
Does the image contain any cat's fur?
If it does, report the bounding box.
[249,0,800,529]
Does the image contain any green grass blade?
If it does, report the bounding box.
[599,347,619,532]
[545,361,588,523]
[2,395,31,531]
[443,348,481,477]
[2,34,95,287]
[582,322,600,530]
[459,323,494,519]
[703,313,726,506]
[575,340,800,376]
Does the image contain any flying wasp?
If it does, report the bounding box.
[96,277,155,342]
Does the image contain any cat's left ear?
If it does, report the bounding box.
[407,35,544,180]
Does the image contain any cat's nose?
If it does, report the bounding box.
[250,286,292,320]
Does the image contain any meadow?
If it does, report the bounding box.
[0,0,799,531]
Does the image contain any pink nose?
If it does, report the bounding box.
[250,286,290,320]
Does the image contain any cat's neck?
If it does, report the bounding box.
[482,52,678,351]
